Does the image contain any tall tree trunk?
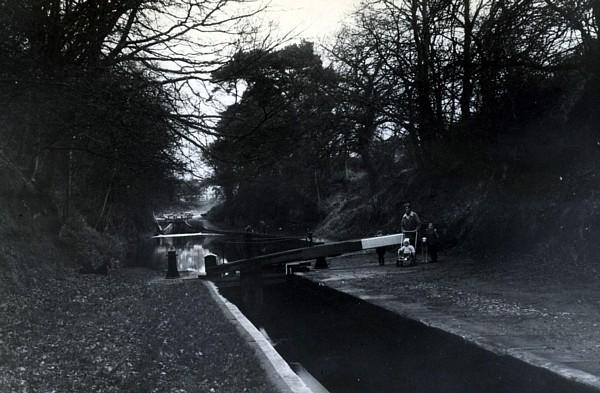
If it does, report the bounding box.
[461,0,474,122]
[410,0,437,167]
[591,0,600,76]
[63,147,73,221]
[97,167,117,230]
[357,137,379,195]
[357,103,380,194]
[314,169,321,206]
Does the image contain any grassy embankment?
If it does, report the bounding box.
[0,154,278,392]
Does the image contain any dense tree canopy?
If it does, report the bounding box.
[206,42,343,226]
[2,0,599,234]
[206,0,600,229]
[0,0,262,232]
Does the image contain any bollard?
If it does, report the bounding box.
[204,254,217,278]
[166,249,180,279]
[314,256,328,269]
[306,231,313,247]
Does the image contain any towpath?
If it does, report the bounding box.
[0,268,279,393]
[301,251,600,390]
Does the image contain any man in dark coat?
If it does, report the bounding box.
[401,202,422,251]
[375,230,386,265]
[425,222,440,263]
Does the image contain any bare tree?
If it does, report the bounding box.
[327,8,396,193]
[0,0,269,227]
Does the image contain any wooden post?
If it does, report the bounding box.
[166,249,180,279]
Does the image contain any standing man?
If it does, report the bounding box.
[306,229,314,247]
[425,222,440,263]
[401,202,422,253]
[375,230,386,265]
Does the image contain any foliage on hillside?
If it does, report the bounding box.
[206,0,600,265]
[0,151,127,294]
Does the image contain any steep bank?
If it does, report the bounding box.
[316,166,600,279]
[315,110,600,279]
[0,151,67,293]
[0,152,128,294]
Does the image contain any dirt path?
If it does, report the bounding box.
[0,268,278,393]
[302,251,600,390]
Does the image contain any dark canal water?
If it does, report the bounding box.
[220,280,597,393]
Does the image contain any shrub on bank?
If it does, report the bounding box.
[59,215,126,274]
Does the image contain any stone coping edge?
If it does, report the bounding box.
[202,281,313,393]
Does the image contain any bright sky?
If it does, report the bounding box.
[264,0,360,43]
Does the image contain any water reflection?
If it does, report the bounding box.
[149,233,310,276]
[151,237,226,275]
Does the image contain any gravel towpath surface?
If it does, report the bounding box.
[0,268,278,393]
[302,251,600,390]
